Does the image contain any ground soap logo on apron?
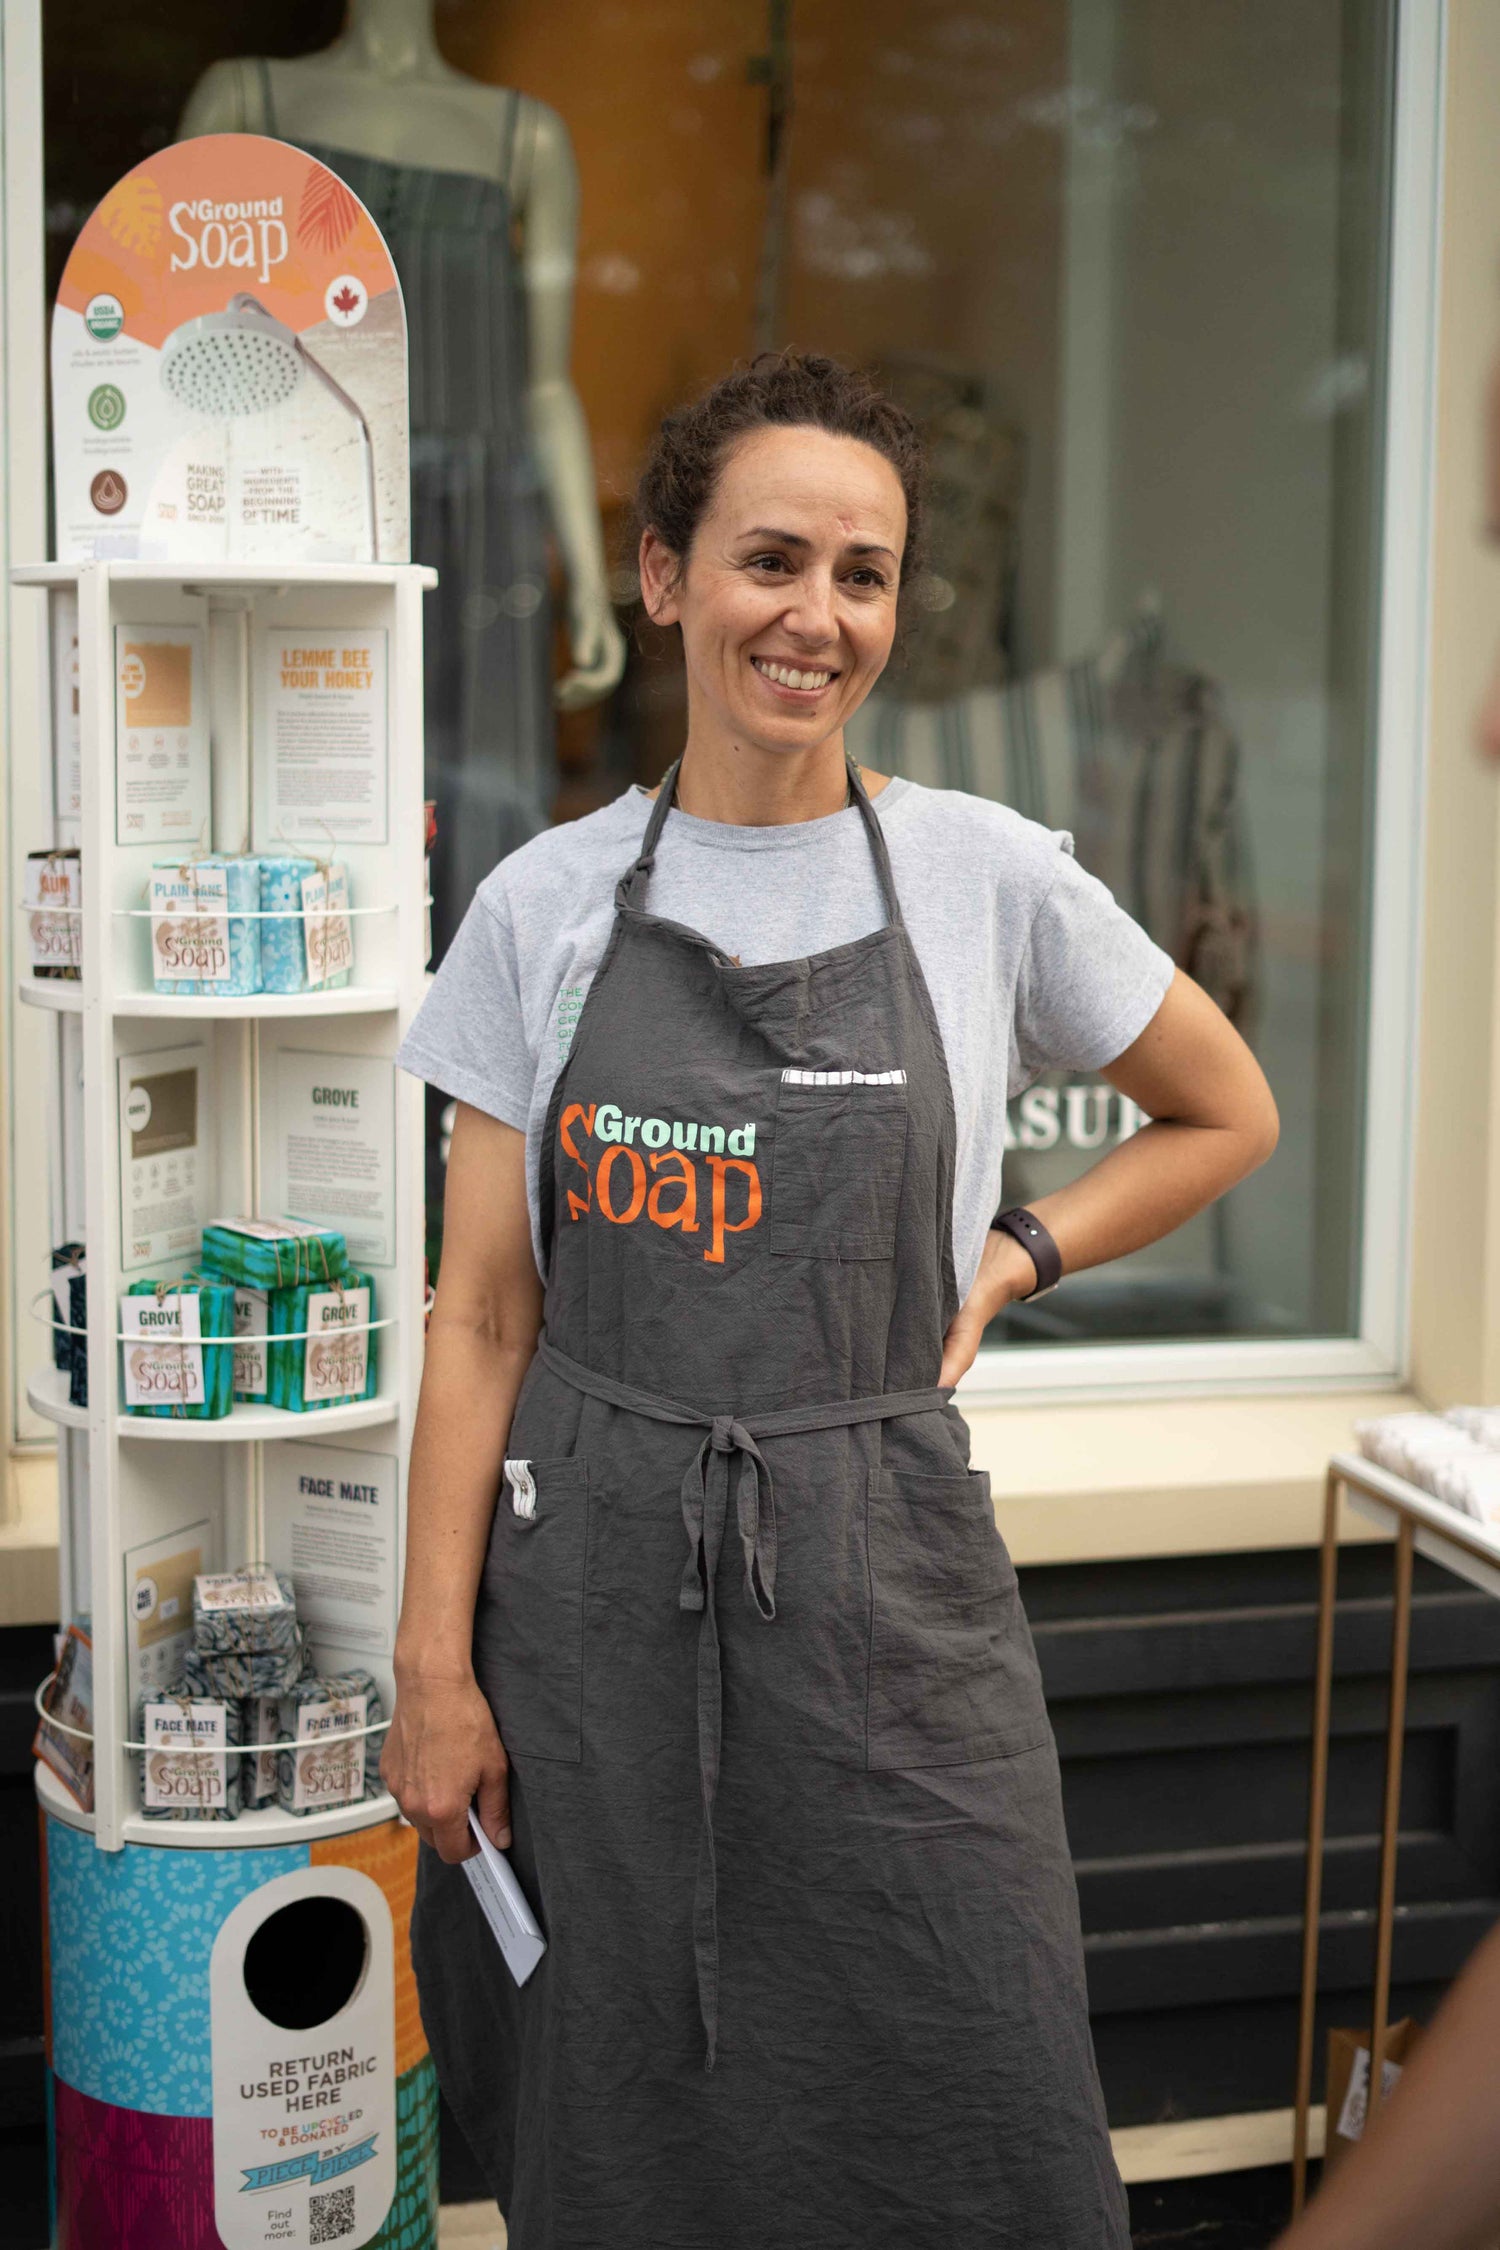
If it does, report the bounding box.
[559,1100,762,1264]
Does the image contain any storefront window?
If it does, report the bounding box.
[39,0,1397,1355]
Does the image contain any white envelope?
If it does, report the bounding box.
[461,1805,547,1987]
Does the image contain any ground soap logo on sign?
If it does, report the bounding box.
[558,1099,762,1265]
[169,195,288,287]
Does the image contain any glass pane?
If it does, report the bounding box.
[42,1,1396,1334]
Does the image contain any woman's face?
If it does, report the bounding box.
[640,423,907,760]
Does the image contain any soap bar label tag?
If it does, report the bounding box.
[233,1287,268,1397]
[302,865,353,987]
[291,1689,367,1810]
[150,864,229,984]
[305,1286,369,1403]
[121,1291,205,1409]
[143,1697,228,1812]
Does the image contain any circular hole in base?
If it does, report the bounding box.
[243,1894,369,2030]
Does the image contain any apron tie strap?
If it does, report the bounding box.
[535,1335,951,2070]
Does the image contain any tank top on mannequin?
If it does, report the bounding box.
[255,57,556,960]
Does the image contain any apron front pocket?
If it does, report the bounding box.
[770,1078,909,1260]
[865,1470,1050,1770]
[477,1455,589,1762]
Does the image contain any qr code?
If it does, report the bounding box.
[309,2184,356,2242]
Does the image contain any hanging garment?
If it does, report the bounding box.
[410,757,1129,2249]
[256,61,556,958]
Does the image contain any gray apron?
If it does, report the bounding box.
[411,757,1128,2248]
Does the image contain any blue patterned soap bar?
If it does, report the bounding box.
[192,1566,299,1654]
[241,1634,317,1809]
[137,1690,243,1821]
[259,858,352,993]
[149,856,262,996]
[275,1668,384,1813]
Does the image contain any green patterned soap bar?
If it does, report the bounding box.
[201,1218,348,1291]
[269,1272,378,1412]
[120,1278,234,1419]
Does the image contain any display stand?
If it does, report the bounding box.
[1289,1452,1500,2217]
[19,559,440,2250]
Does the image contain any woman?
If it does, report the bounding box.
[387,351,1279,2248]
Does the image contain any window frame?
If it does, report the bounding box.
[964,0,1445,1407]
[0,2,1445,1424]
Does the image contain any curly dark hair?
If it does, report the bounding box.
[631,349,927,605]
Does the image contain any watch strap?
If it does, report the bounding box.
[991,1206,1062,1299]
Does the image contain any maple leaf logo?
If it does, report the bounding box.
[98,174,163,257]
[298,165,359,253]
[332,283,361,316]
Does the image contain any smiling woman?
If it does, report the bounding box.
[388,350,1276,2249]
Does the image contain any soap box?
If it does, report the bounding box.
[260,857,353,993]
[137,1691,243,1821]
[201,1217,348,1292]
[241,1635,318,1810]
[276,1668,384,1814]
[149,855,262,997]
[192,1566,299,1655]
[120,1278,234,1419]
[25,850,82,979]
[269,1271,377,1412]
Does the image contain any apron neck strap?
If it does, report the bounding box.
[621,751,904,929]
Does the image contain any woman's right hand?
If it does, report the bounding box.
[381,1666,511,1864]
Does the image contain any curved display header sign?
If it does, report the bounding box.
[52,134,409,565]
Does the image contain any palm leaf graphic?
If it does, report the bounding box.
[98,175,163,257]
[298,167,360,254]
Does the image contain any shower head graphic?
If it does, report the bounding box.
[159,293,379,558]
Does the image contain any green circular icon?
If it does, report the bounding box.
[88,384,126,432]
[84,293,124,341]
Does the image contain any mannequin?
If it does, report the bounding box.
[181,0,626,946]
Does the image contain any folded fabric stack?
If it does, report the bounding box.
[1354,1407,1500,1524]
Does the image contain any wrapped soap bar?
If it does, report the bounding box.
[137,1690,243,1821]
[180,1624,307,1698]
[120,1278,234,1419]
[51,1243,85,1371]
[276,1669,384,1814]
[201,1217,347,1292]
[269,1271,377,1412]
[148,855,262,996]
[26,850,82,979]
[67,1275,88,1409]
[193,1565,298,1654]
[260,858,353,994]
[240,1693,280,1810]
[230,1285,271,1402]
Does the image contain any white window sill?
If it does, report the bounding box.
[965,1387,1423,1565]
[1,1386,1423,1622]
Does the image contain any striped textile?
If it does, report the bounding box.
[847,623,1259,1032]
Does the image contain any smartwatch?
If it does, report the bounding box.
[990,1206,1062,1300]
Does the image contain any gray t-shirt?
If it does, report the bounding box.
[398,777,1176,1298]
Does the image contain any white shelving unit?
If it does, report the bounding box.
[16,558,434,1852]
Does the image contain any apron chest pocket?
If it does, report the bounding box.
[865,1470,1050,1771]
[770,1078,909,1260]
[477,1456,589,1762]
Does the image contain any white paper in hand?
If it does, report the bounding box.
[462,1805,547,1986]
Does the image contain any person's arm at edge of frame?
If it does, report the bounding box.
[940,968,1281,1382]
[1268,1917,1500,2250]
[380,1104,543,1864]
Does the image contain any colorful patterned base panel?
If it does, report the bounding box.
[42,1812,438,2248]
[52,2062,439,2250]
